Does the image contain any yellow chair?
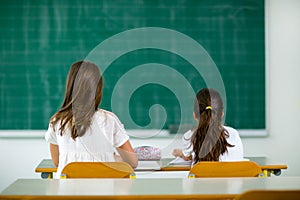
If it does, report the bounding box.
[60,162,135,178]
[188,161,263,178]
[235,190,300,200]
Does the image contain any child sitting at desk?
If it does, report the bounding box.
[45,61,138,177]
[172,88,243,164]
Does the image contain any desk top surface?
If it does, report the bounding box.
[1,177,300,196]
[35,158,191,172]
[35,157,287,173]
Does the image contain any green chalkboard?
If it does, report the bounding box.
[0,0,265,131]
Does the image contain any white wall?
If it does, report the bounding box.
[1,0,300,192]
[242,0,300,175]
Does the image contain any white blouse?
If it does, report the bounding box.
[45,109,129,177]
[182,126,244,162]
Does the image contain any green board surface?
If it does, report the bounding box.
[0,0,265,131]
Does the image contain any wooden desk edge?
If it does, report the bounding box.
[160,166,191,171]
[260,165,288,170]
[161,164,288,171]
[35,167,57,173]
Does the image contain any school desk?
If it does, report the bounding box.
[35,157,287,179]
[1,177,300,200]
[34,158,187,178]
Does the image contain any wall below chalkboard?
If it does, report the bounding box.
[0,0,265,132]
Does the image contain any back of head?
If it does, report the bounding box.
[193,88,223,119]
[51,60,103,140]
[192,88,233,163]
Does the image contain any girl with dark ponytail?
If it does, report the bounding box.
[172,88,243,165]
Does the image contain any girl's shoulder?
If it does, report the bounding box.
[94,109,122,124]
[183,129,194,139]
[223,125,238,134]
[94,109,126,133]
[223,125,241,141]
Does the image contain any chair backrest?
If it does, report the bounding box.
[189,161,262,178]
[235,190,300,200]
[61,162,135,178]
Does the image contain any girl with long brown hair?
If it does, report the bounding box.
[173,88,243,164]
[45,61,138,177]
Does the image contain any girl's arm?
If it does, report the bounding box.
[172,148,184,157]
[117,140,138,168]
[50,143,59,167]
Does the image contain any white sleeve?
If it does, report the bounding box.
[45,123,58,145]
[110,113,129,147]
[182,130,193,157]
[231,129,244,160]
[220,126,244,161]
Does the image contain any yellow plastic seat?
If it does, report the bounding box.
[235,190,300,200]
[60,162,135,178]
[189,161,262,178]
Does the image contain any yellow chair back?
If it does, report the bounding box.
[60,162,135,178]
[189,161,262,178]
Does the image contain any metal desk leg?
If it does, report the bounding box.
[41,172,53,179]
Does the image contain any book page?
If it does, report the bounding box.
[169,157,192,165]
[135,161,161,171]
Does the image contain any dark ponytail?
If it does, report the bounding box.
[191,88,233,164]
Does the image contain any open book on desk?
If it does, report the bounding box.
[135,161,161,171]
[169,157,192,165]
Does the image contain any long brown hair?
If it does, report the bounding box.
[191,88,233,163]
[50,61,103,140]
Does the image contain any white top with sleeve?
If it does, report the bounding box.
[181,126,244,162]
[45,109,129,177]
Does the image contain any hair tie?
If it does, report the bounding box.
[205,106,212,110]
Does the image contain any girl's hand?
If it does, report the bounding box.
[172,149,184,157]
